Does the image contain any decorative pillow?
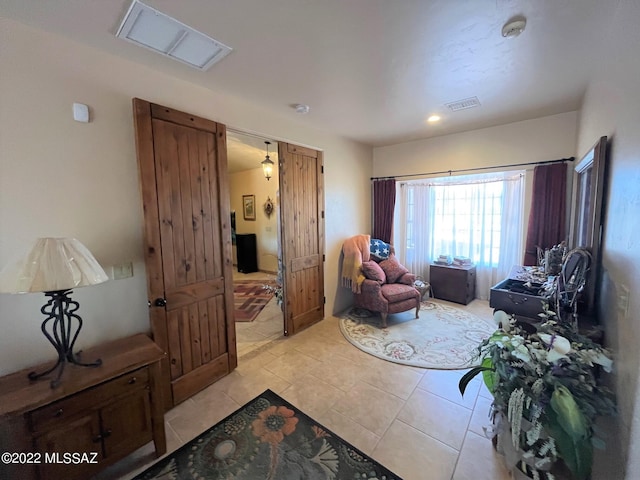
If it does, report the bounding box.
[379,255,409,283]
[397,272,415,286]
[361,261,386,284]
[370,239,392,261]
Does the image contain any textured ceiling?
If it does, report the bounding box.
[0,0,614,146]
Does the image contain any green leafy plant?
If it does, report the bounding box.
[459,307,616,480]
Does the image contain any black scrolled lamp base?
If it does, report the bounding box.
[28,289,102,388]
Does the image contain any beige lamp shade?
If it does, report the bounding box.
[0,238,108,293]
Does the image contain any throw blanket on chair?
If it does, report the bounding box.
[341,234,371,293]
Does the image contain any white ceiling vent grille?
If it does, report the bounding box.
[116,0,232,71]
[445,97,481,112]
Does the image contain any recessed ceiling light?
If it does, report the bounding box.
[427,115,441,123]
[294,104,310,114]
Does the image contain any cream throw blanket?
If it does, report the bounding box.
[341,234,371,293]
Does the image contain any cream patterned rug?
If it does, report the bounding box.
[339,301,496,369]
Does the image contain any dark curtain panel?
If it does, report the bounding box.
[523,163,567,265]
[372,179,396,243]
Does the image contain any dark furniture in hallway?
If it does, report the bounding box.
[236,233,258,273]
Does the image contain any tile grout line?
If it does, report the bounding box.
[449,384,482,479]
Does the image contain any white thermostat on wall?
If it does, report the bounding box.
[73,103,90,123]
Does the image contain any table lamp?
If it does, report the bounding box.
[0,238,109,388]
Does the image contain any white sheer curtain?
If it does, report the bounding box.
[394,182,434,280]
[394,171,525,300]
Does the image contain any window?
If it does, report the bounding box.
[430,181,503,266]
[394,171,524,299]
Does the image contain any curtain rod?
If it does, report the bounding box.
[370,157,575,181]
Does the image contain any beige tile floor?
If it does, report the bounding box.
[232,269,284,357]
[94,295,513,480]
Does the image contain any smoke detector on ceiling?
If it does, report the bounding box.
[502,18,526,38]
[294,104,310,114]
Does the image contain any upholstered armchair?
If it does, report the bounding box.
[354,255,420,327]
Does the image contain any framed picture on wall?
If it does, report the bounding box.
[243,194,256,220]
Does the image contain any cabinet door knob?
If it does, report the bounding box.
[128,377,137,384]
[54,408,64,417]
[92,429,112,443]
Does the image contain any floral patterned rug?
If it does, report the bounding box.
[133,389,401,480]
[339,301,496,369]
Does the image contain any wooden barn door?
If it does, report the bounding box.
[279,142,325,335]
[133,99,236,407]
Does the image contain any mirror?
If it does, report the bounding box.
[568,136,607,314]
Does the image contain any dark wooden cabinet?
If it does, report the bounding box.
[430,264,476,305]
[101,387,153,459]
[33,414,103,480]
[0,334,166,480]
[236,233,258,273]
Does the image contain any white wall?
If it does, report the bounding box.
[0,18,372,375]
[575,2,640,478]
[373,111,577,178]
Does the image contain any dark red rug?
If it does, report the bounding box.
[234,280,275,322]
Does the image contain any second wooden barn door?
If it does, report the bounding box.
[278,142,325,335]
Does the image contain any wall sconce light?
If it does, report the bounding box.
[0,238,109,388]
[261,141,274,181]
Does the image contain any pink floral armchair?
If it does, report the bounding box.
[354,255,420,327]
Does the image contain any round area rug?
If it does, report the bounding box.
[339,301,496,369]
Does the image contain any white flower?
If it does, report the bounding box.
[494,310,511,330]
[512,344,531,362]
[494,310,510,325]
[585,349,613,373]
[539,333,571,363]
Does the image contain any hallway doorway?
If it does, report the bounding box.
[227,130,283,356]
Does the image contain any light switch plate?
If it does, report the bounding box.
[73,103,89,123]
[617,284,629,319]
[113,262,133,280]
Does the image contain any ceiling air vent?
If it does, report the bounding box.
[116,0,232,71]
[445,97,481,112]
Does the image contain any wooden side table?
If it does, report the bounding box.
[413,277,432,300]
[430,263,476,305]
[0,334,166,480]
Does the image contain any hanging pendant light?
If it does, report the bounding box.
[261,141,274,180]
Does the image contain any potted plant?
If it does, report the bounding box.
[459,306,616,480]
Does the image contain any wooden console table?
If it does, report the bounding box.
[0,334,166,480]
